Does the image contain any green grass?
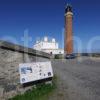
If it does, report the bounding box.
[9,76,57,100]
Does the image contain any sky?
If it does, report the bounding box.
[0,0,100,53]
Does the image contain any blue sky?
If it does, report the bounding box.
[0,0,100,53]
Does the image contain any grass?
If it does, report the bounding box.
[9,76,57,100]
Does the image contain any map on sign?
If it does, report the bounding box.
[19,61,53,84]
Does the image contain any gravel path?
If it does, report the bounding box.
[49,57,100,100]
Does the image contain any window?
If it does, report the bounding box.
[50,52,52,54]
[59,52,61,54]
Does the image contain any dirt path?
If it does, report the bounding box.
[49,58,100,100]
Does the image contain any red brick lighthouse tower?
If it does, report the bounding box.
[64,4,73,57]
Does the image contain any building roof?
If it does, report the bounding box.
[65,4,73,13]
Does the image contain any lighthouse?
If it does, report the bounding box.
[64,4,74,58]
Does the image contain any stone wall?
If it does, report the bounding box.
[0,40,51,100]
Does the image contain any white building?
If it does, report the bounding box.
[33,36,64,55]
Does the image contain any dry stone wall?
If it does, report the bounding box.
[0,40,51,100]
